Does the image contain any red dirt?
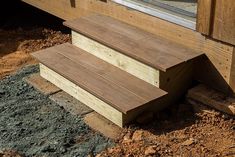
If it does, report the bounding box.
[0,28,70,79]
[0,150,24,157]
[98,104,235,157]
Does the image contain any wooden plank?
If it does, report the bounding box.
[229,48,235,92]
[65,18,181,71]
[194,56,232,94]
[64,15,203,71]
[40,64,124,127]
[84,15,201,61]
[32,44,166,113]
[160,61,194,106]
[72,31,160,87]
[187,84,235,115]
[52,43,166,101]
[22,0,235,92]
[212,0,235,45]
[196,0,213,35]
[34,50,145,113]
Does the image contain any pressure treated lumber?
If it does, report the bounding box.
[187,84,235,115]
[32,43,167,113]
[40,63,124,127]
[32,43,167,126]
[22,0,235,93]
[212,0,235,46]
[64,14,203,72]
[196,0,213,35]
[72,31,160,87]
[230,50,235,91]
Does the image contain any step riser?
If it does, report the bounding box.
[72,31,160,87]
[40,63,125,127]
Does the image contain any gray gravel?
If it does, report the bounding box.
[0,65,114,157]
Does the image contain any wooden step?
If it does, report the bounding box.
[32,43,167,127]
[64,14,203,72]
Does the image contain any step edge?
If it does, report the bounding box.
[31,46,167,113]
[64,20,169,72]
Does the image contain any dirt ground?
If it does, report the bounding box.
[0,1,235,157]
[98,104,235,157]
[0,25,70,79]
[0,1,70,79]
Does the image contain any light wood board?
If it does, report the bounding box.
[40,63,124,127]
[65,14,202,71]
[72,31,160,87]
[32,44,166,113]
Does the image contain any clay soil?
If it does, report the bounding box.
[0,1,70,79]
[1,1,235,157]
[98,104,235,157]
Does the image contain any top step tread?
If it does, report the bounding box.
[64,14,203,71]
[32,43,167,113]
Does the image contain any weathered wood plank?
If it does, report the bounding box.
[40,64,124,127]
[54,43,166,101]
[72,31,160,87]
[32,43,167,113]
[229,48,235,92]
[196,0,213,35]
[187,84,235,115]
[212,0,235,45]
[64,15,203,71]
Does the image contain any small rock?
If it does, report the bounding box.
[144,145,157,155]
[0,90,4,94]
[123,132,132,141]
[181,138,195,146]
[87,152,95,157]
[132,130,144,141]
[122,132,132,143]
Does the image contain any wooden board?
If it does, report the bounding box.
[22,0,235,93]
[230,48,235,92]
[187,84,235,115]
[212,0,235,45]
[64,14,203,71]
[32,43,167,113]
[197,0,235,45]
[72,31,160,87]
[196,0,213,35]
[40,64,124,127]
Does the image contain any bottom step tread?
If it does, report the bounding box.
[32,43,167,114]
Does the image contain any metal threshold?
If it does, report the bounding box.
[112,0,197,30]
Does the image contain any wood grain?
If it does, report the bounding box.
[187,84,235,115]
[230,48,235,92]
[55,43,166,100]
[32,43,167,113]
[72,31,160,87]
[212,0,235,45]
[64,15,202,71]
[40,64,124,127]
[22,0,234,89]
[196,0,213,35]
